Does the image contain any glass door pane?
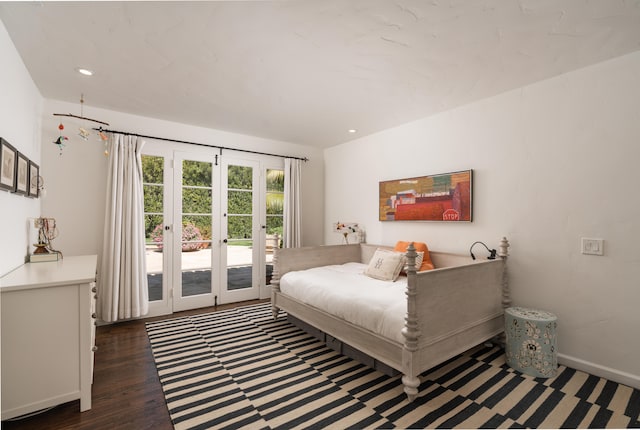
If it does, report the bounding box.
[142,155,165,303]
[265,168,284,286]
[181,159,213,297]
[221,160,260,303]
[227,165,253,290]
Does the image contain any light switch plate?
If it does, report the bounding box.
[581,238,604,256]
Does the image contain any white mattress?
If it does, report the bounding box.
[279,262,407,343]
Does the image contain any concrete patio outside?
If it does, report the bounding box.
[145,245,273,274]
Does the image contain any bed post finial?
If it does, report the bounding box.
[271,240,281,319]
[498,237,509,259]
[405,242,417,276]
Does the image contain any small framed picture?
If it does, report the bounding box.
[14,152,29,195]
[0,138,17,191]
[28,160,39,198]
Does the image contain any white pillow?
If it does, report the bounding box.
[364,249,405,281]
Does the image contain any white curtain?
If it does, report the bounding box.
[98,134,149,323]
[283,158,302,248]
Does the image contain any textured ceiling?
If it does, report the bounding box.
[2,1,640,148]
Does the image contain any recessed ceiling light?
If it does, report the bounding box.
[76,68,94,76]
[348,129,357,133]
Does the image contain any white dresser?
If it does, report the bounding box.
[0,255,98,420]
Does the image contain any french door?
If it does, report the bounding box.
[219,158,261,304]
[172,152,220,311]
[143,148,281,316]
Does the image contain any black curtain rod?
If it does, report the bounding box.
[93,127,309,161]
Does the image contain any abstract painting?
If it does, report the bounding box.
[379,170,472,222]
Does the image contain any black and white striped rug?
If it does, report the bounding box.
[146,303,640,429]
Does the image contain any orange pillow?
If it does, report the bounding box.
[393,241,435,271]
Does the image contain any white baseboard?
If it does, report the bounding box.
[558,353,640,390]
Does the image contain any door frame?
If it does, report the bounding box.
[142,141,283,317]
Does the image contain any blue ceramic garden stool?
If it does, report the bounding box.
[505,307,558,378]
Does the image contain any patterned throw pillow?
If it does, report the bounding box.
[393,241,435,271]
[364,248,406,281]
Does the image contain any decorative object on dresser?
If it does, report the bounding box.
[0,255,98,420]
[30,217,62,262]
[271,237,510,401]
[333,221,360,244]
[379,169,472,222]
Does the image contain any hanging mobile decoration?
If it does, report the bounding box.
[78,127,90,140]
[52,94,110,154]
[101,131,109,156]
[54,123,68,155]
[77,94,90,140]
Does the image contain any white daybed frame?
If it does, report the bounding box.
[271,238,510,402]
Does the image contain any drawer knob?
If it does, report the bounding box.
[92,346,98,352]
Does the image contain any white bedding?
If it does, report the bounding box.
[279,262,407,343]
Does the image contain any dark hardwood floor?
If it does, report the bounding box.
[2,299,268,430]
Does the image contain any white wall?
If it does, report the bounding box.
[325,51,640,388]
[0,21,42,276]
[40,100,324,263]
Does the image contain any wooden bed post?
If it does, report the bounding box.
[498,237,510,346]
[498,237,510,309]
[401,242,421,402]
[271,244,281,319]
